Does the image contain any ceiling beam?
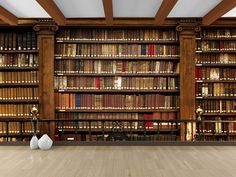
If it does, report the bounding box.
[102,0,113,25]
[155,0,177,25]
[202,0,236,26]
[36,0,66,25]
[0,6,18,25]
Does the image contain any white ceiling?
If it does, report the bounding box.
[168,0,222,17]
[113,0,163,18]
[0,0,50,18]
[0,0,235,19]
[53,0,105,18]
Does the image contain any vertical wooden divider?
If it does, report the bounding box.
[33,23,58,139]
[176,21,200,141]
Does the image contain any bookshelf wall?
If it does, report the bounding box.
[0,29,39,141]
[195,28,236,141]
[54,28,180,141]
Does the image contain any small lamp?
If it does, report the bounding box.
[196,106,203,121]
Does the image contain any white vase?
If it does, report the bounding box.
[38,134,53,150]
[30,135,39,150]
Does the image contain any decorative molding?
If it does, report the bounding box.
[176,21,201,33]
[33,21,58,34]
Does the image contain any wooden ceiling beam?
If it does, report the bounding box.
[0,6,18,25]
[155,0,177,25]
[102,0,113,25]
[36,0,66,25]
[202,0,236,26]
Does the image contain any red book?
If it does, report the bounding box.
[144,114,152,129]
[95,77,100,89]
[122,62,126,72]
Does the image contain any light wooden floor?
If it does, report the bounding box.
[0,146,236,177]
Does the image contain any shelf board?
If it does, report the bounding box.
[203,113,236,116]
[196,50,236,53]
[196,97,236,100]
[57,128,180,133]
[56,109,179,113]
[0,116,32,119]
[55,89,179,93]
[54,73,179,77]
[0,66,39,70]
[0,99,39,103]
[55,56,180,60]
[0,50,38,53]
[196,80,236,83]
[0,133,32,137]
[196,63,236,67]
[0,83,39,87]
[196,37,236,41]
[56,39,179,44]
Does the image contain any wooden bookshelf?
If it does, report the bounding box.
[0,29,39,134]
[195,28,236,139]
[54,27,180,141]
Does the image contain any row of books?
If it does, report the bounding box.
[200,29,236,38]
[0,54,38,67]
[196,83,236,97]
[0,71,39,83]
[196,41,236,51]
[196,100,236,113]
[56,29,178,41]
[195,53,236,64]
[200,120,236,133]
[0,32,37,50]
[0,87,39,100]
[56,112,178,130]
[55,93,180,110]
[54,60,179,74]
[0,104,38,116]
[0,122,32,133]
[54,76,179,90]
[195,67,236,80]
[55,44,179,57]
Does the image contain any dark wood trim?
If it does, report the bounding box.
[196,80,236,83]
[0,67,39,70]
[203,113,236,116]
[0,83,39,87]
[0,50,38,53]
[196,97,236,100]
[196,64,236,67]
[0,100,39,103]
[36,0,66,25]
[155,0,178,25]
[202,0,236,26]
[0,6,18,25]
[102,0,113,25]
[55,56,180,60]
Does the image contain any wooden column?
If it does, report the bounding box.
[33,23,58,139]
[176,22,200,141]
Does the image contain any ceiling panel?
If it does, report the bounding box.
[53,0,105,18]
[0,0,50,18]
[223,7,236,17]
[113,0,163,17]
[168,0,222,17]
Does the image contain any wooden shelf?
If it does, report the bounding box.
[55,56,180,60]
[57,128,180,133]
[0,66,39,70]
[196,50,236,53]
[56,109,179,113]
[55,73,179,77]
[0,99,39,103]
[0,116,32,119]
[196,37,236,41]
[56,39,179,44]
[55,89,179,93]
[196,96,236,100]
[0,50,38,53]
[196,80,236,83]
[196,63,236,67]
[0,83,39,87]
[203,113,236,116]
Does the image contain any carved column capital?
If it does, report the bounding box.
[33,19,58,35]
[176,20,201,35]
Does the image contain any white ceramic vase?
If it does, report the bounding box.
[30,135,39,150]
[38,134,53,150]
